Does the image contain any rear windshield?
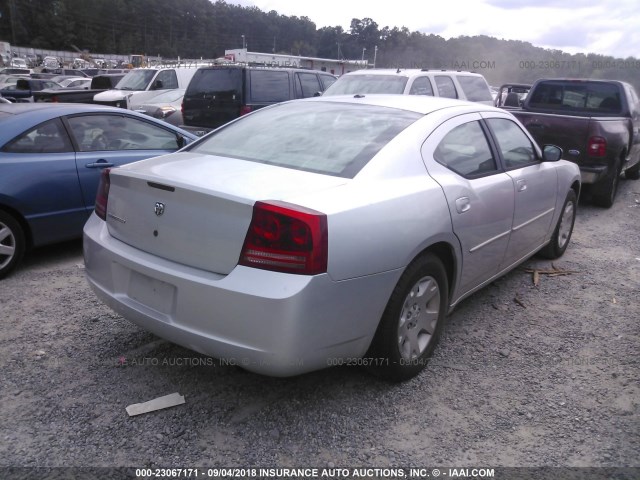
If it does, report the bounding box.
[323,75,409,95]
[187,101,421,178]
[527,82,623,113]
[187,68,242,99]
[456,75,493,102]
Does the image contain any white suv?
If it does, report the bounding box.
[322,68,494,105]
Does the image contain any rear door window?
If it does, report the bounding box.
[249,70,290,103]
[409,77,434,96]
[456,76,492,102]
[433,121,497,177]
[2,118,73,153]
[435,76,458,99]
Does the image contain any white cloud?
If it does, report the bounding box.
[229,0,640,58]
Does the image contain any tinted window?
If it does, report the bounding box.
[456,75,492,101]
[409,77,434,96]
[67,114,180,152]
[250,71,290,103]
[155,70,178,89]
[188,102,420,178]
[486,118,537,169]
[2,118,73,153]
[434,76,458,99]
[296,73,322,98]
[528,82,623,113]
[186,68,242,98]
[434,121,497,177]
[323,75,408,95]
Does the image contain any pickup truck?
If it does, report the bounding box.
[0,78,62,102]
[507,78,640,207]
[33,74,126,104]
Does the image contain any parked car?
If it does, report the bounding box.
[505,78,640,207]
[181,66,337,134]
[322,69,494,105]
[0,103,197,278]
[10,58,29,70]
[41,56,61,68]
[83,95,580,380]
[133,88,186,127]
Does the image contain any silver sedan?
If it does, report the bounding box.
[83,95,581,381]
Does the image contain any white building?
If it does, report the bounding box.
[224,48,367,75]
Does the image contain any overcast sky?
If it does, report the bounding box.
[230,0,639,59]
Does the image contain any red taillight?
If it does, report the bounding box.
[587,136,606,157]
[240,105,252,116]
[95,168,111,220]
[239,201,328,275]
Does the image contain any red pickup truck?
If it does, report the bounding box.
[508,78,640,207]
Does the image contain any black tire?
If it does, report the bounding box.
[591,158,620,208]
[366,253,448,382]
[539,189,577,259]
[0,210,26,279]
[625,161,640,180]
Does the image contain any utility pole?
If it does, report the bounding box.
[373,45,378,68]
[242,35,246,50]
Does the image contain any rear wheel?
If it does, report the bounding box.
[0,210,25,279]
[539,190,577,259]
[367,254,448,382]
[592,158,621,208]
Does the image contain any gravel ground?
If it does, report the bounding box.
[0,180,638,476]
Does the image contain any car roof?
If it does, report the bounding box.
[302,93,502,115]
[341,68,485,78]
[0,103,197,144]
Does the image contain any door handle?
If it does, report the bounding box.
[85,160,114,168]
[516,179,527,192]
[455,197,471,213]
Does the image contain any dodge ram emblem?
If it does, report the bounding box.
[154,202,165,216]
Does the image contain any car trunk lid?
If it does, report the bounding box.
[105,152,346,274]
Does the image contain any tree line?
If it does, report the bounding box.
[1,0,639,90]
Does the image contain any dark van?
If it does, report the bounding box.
[181,66,337,134]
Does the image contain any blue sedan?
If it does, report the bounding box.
[0,103,197,278]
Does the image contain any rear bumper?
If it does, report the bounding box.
[579,165,608,184]
[83,214,399,377]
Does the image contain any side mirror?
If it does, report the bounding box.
[313,91,322,97]
[542,145,563,162]
[176,134,186,149]
[152,80,164,90]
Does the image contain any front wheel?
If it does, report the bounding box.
[539,190,577,259]
[0,210,26,279]
[625,161,640,180]
[366,253,448,382]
